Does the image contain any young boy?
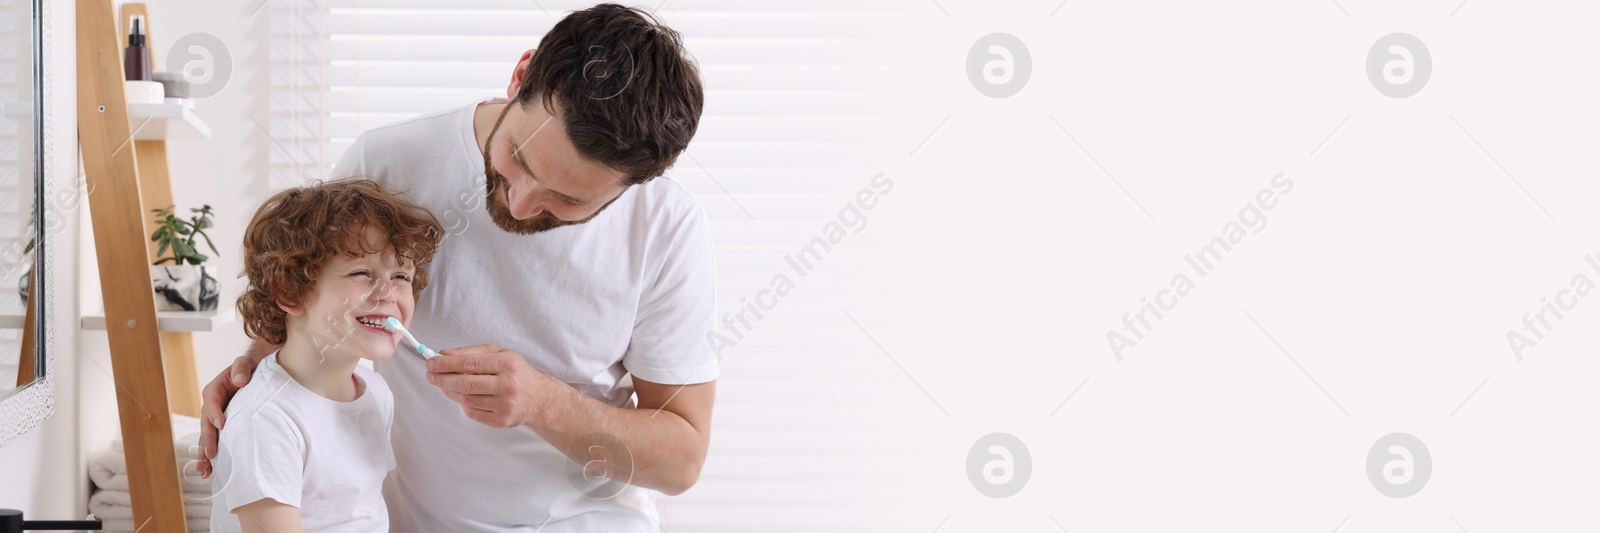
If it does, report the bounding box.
[210,179,443,533]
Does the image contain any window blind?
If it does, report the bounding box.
[270,1,937,529]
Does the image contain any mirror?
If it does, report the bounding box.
[0,0,51,445]
[0,0,42,398]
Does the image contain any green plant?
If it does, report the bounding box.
[150,204,219,266]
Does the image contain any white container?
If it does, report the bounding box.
[124,80,165,105]
[151,265,220,311]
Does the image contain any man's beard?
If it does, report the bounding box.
[481,105,613,235]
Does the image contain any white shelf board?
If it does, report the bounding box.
[5,99,211,140]
[0,311,26,330]
[0,308,235,332]
[80,309,236,332]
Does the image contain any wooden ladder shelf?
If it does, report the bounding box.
[74,0,201,530]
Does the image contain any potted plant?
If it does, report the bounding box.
[149,204,221,311]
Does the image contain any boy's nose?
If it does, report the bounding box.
[370,279,398,302]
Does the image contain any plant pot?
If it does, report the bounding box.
[151,265,219,312]
[17,266,28,305]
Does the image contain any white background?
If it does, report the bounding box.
[868,0,1600,531]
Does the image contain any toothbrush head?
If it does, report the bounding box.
[380,316,439,359]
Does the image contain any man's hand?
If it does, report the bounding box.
[198,342,277,478]
[427,344,552,428]
[426,343,716,495]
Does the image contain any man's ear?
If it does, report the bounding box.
[507,48,536,99]
[276,297,306,317]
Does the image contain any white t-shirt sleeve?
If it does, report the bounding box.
[331,134,369,182]
[216,407,306,512]
[623,202,720,385]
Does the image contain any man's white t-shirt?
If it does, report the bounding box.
[210,353,395,533]
[332,99,719,532]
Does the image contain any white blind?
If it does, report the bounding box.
[270,1,938,530]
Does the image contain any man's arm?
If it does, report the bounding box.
[427,346,715,496]
[541,375,715,496]
[197,338,283,477]
[234,498,304,533]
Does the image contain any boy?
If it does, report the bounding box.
[210,179,443,532]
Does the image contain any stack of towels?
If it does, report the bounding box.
[87,414,213,532]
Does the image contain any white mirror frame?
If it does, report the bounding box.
[0,0,52,448]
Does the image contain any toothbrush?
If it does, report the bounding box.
[382,316,440,359]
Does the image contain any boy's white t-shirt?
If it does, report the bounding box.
[332,99,719,532]
[209,353,395,533]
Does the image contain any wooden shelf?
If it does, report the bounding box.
[6,98,210,140]
[77,3,204,528]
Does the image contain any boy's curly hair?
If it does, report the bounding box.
[237,179,444,345]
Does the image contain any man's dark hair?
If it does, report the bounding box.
[515,3,704,185]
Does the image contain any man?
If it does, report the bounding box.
[198,4,717,531]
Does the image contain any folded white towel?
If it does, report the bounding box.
[110,413,204,457]
[98,515,210,533]
[91,414,221,532]
[88,447,211,494]
[88,489,212,519]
